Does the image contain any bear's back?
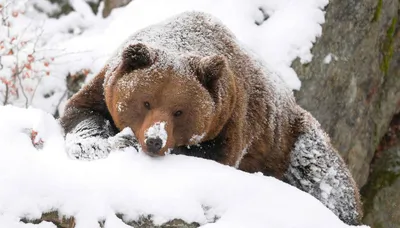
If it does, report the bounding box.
[119,12,237,58]
[105,11,295,115]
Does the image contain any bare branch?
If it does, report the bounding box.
[14,65,29,108]
[31,75,44,103]
[3,83,9,105]
[53,89,68,118]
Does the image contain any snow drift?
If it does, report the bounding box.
[0,106,369,228]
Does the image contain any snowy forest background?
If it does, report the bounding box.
[0,0,399,228]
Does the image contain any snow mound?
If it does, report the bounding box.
[0,106,369,228]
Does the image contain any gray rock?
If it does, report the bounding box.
[292,0,400,187]
[103,0,132,17]
[361,146,400,228]
[22,212,200,228]
[116,215,200,228]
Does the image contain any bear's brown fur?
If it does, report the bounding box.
[60,11,362,225]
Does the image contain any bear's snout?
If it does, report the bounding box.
[145,137,163,155]
[141,121,170,156]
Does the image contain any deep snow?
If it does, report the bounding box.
[0,106,368,228]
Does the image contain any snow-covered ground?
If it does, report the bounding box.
[0,106,368,228]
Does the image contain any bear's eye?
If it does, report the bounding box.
[144,102,151,110]
[173,110,183,117]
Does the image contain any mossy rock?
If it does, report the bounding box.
[291,0,400,187]
[380,16,398,74]
[372,0,383,22]
[361,147,400,228]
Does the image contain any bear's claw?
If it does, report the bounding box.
[108,128,140,151]
[65,127,139,161]
[65,134,111,161]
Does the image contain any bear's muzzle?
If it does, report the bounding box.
[145,137,163,155]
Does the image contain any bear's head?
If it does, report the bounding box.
[105,43,236,157]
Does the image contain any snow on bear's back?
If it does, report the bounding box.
[105,11,237,78]
[105,11,295,110]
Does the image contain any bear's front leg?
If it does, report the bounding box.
[217,124,248,168]
[63,112,114,160]
[60,69,137,160]
[63,116,138,160]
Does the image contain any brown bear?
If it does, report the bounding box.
[60,11,362,225]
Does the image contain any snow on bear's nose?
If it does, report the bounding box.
[144,122,168,154]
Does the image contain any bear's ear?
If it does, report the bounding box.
[195,55,228,90]
[120,43,154,73]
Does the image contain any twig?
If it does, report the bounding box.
[30,75,43,103]
[3,83,9,105]
[14,65,29,108]
[27,26,45,104]
[13,39,29,107]
[53,89,68,118]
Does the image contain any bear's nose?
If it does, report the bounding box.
[146,137,163,154]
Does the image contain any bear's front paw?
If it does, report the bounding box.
[108,127,140,151]
[65,134,111,161]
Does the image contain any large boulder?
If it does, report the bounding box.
[292,0,400,187]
